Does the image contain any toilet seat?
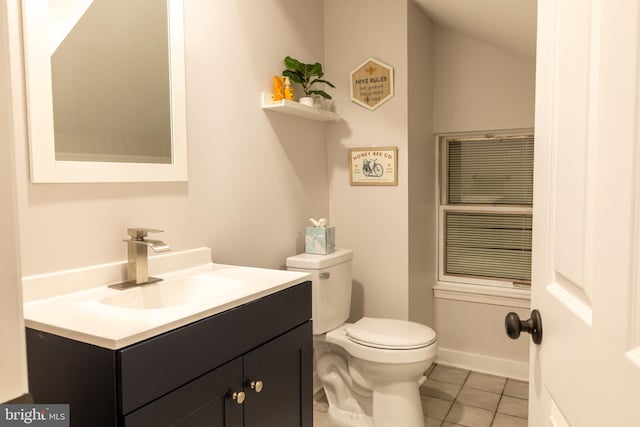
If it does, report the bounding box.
[345,317,436,350]
[326,321,438,365]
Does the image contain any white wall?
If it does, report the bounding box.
[434,298,530,380]
[432,23,536,377]
[433,25,536,133]
[13,0,330,278]
[0,0,28,402]
[324,0,410,321]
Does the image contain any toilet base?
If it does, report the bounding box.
[316,324,435,427]
[372,380,425,427]
[327,405,372,427]
[325,378,425,427]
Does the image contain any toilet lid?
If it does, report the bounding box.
[345,317,437,350]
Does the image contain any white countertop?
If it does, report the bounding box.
[23,262,310,350]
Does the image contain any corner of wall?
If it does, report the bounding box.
[407,1,436,327]
[324,0,411,320]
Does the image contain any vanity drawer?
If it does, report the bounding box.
[123,357,243,427]
[117,281,311,415]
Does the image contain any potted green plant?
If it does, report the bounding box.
[283,56,335,107]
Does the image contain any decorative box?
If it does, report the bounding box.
[305,227,335,255]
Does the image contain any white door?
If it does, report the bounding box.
[530,0,640,425]
[0,0,28,403]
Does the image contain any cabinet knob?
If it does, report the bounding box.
[231,391,245,404]
[250,380,264,393]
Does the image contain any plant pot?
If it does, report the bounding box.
[299,97,314,107]
[311,95,325,109]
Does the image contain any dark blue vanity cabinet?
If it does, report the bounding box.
[26,281,313,427]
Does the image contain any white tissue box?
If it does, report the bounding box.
[305,227,335,255]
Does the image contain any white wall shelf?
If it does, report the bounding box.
[261,93,339,122]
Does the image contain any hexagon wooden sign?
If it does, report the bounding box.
[350,57,394,111]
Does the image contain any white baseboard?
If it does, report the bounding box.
[436,348,529,381]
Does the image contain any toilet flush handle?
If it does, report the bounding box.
[319,272,330,279]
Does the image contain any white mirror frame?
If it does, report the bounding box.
[21,0,187,183]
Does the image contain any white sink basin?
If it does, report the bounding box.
[22,248,312,349]
[99,275,243,309]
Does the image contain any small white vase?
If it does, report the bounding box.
[299,97,314,107]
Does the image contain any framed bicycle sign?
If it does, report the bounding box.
[348,146,398,186]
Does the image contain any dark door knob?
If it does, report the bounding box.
[505,309,543,345]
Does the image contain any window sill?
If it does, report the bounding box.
[433,282,531,308]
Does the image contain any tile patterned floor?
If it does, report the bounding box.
[313,364,529,427]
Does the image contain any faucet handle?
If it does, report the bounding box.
[127,228,164,241]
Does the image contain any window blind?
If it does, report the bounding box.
[445,212,532,283]
[448,138,534,205]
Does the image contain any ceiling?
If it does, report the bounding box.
[414,0,537,60]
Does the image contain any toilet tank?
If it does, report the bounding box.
[286,248,353,335]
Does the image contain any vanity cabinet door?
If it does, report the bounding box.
[123,358,243,427]
[243,322,312,427]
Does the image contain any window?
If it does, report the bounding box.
[438,132,534,288]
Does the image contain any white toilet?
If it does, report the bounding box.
[286,248,437,427]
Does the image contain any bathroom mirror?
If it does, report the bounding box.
[21,0,187,183]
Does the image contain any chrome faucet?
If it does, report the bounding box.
[110,228,171,289]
